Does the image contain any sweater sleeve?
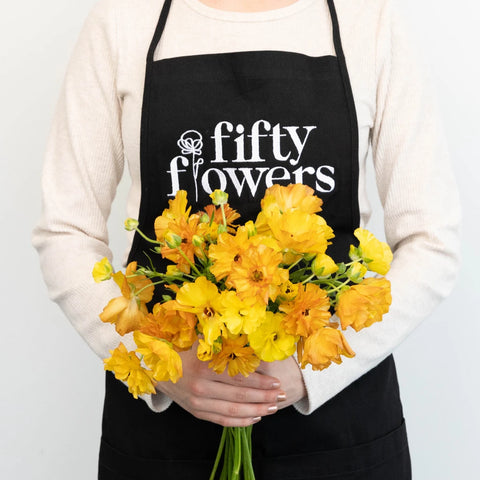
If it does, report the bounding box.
[293,0,461,415]
[32,0,172,413]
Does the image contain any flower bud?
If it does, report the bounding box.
[192,235,204,247]
[312,254,339,277]
[199,213,210,223]
[346,262,367,283]
[124,218,139,231]
[92,257,114,283]
[217,224,228,234]
[209,189,229,206]
[165,232,182,249]
[245,220,257,237]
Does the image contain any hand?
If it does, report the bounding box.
[255,357,307,410]
[155,345,286,427]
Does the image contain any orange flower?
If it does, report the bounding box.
[336,277,392,332]
[209,335,260,377]
[226,244,288,304]
[160,214,201,273]
[208,227,250,281]
[99,262,154,335]
[256,184,323,234]
[154,190,191,242]
[280,283,331,336]
[140,300,197,351]
[300,327,355,370]
[104,343,156,398]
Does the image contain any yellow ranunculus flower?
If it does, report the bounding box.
[197,339,214,361]
[248,312,296,362]
[104,343,156,399]
[353,228,393,275]
[268,210,334,255]
[92,257,114,283]
[300,327,355,370]
[311,253,339,277]
[217,291,266,335]
[336,277,392,332]
[134,331,183,383]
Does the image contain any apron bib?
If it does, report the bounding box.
[99,1,411,478]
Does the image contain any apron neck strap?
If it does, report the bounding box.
[147,0,173,65]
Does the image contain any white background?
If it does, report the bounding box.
[1,0,479,478]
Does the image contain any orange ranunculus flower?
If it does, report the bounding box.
[160,214,202,273]
[208,227,250,280]
[226,244,288,304]
[134,331,183,383]
[99,262,154,335]
[336,277,392,332]
[280,283,331,337]
[202,203,240,229]
[256,184,323,234]
[209,334,260,377]
[353,228,393,275]
[104,343,156,399]
[140,300,197,351]
[154,190,191,242]
[300,327,355,370]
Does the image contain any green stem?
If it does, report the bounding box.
[286,256,304,271]
[209,427,227,480]
[134,279,166,297]
[134,226,162,245]
[301,274,316,285]
[220,204,227,228]
[325,277,351,295]
[241,427,255,480]
[233,428,241,478]
[176,247,202,276]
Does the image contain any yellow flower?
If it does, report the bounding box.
[279,283,331,336]
[277,281,299,302]
[209,335,260,377]
[197,339,214,362]
[124,218,139,231]
[92,257,114,283]
[353,228,393,275]
[175,277,225,344]
[99,262,153,335]
[217,291,266,335]
[300,327,355,370]
[268,210,334,255]
[154,190,191,242]
[336,277,392,332]
[248,312,296,362]
[104,343,156,399]
[134,331,183,383]
[311,253,339,277]
[226,244,288,304]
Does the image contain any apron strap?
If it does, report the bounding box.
[327,0,360,228]
[146,0,173,65]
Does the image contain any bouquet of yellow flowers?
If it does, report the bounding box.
[92,183,393,480]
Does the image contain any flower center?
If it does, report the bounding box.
[251,270,264,282]
[203,306,215,317]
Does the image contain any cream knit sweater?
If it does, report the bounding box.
[32,0,461,415]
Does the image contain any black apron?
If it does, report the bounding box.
[99,1,412,478]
